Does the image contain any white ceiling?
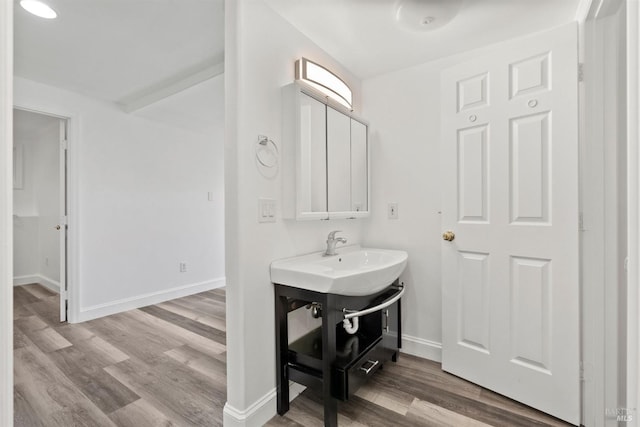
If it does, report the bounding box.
[14,0,224,104]
[14,0,583,114]
[265,0,584,79]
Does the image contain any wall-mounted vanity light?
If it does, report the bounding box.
[295,58,353,110]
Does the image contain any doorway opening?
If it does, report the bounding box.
[12,108,69,322]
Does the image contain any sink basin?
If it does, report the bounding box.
[270,245,408,296]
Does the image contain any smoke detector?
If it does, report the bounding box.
[394,0,462,32]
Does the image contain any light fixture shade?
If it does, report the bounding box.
[295,58,353,110]
[394,0,462,32]
[20,0,58,19]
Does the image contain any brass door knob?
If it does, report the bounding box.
[442,230,455,241]
[55,225,61,230]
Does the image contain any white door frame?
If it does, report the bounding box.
[579,3,617,424]
[58,118,67,322]
[13,103,79,324]
[580,0,639,424]
[625,0,639,420]
[0,1,12,426]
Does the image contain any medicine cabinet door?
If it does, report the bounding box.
[327,106,351,213]
[299,93,327,215]
[350,118,368,213]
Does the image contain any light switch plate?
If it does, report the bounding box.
[258,198,276,223]
[388,202,399,219]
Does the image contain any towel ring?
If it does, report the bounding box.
[256,135,279,169]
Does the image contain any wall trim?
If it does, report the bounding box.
[14,274,60,293]
[223,382,306,427]
[75,277,225,323]
[401,334,442,363]
[120,58,224,113]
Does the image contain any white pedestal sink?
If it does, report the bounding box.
[270,245,408,296]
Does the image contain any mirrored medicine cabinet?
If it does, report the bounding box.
[282,82,369,220]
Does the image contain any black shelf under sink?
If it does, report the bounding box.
[288,322,382,373]
[274,281,403,426]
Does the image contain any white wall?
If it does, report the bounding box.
[224,0,365,424]
[13,130,37,216]
[13,114,60,285]
[34,121,61,283]
[361,61,446,360]
[14,75,225,322]
[13,216,37,278]
[14,123,39,278]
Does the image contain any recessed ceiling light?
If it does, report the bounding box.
[20,0,58,19]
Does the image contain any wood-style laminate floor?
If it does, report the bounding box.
[14,284,227,427]
[14,284,572,427]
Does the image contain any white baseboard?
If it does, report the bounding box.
[401,334,442,363]
[75,277,225,323]
[14,274,60,293]
[223,382,305,427]
[13,274,38,287]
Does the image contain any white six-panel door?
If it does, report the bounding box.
[441,24,580,425]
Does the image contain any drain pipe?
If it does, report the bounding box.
[343,316,359,334]
[342,284,405,335]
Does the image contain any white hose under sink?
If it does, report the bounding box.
[341,284,405,335]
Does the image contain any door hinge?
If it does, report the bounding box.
[60,139,68,150]
[580,361,586,381]
[578,63,584,82]
[580,361,593,382]
[579,212,585,231]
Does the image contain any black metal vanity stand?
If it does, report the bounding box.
[274,280,402,427]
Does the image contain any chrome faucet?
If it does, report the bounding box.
[324,230,347,256]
